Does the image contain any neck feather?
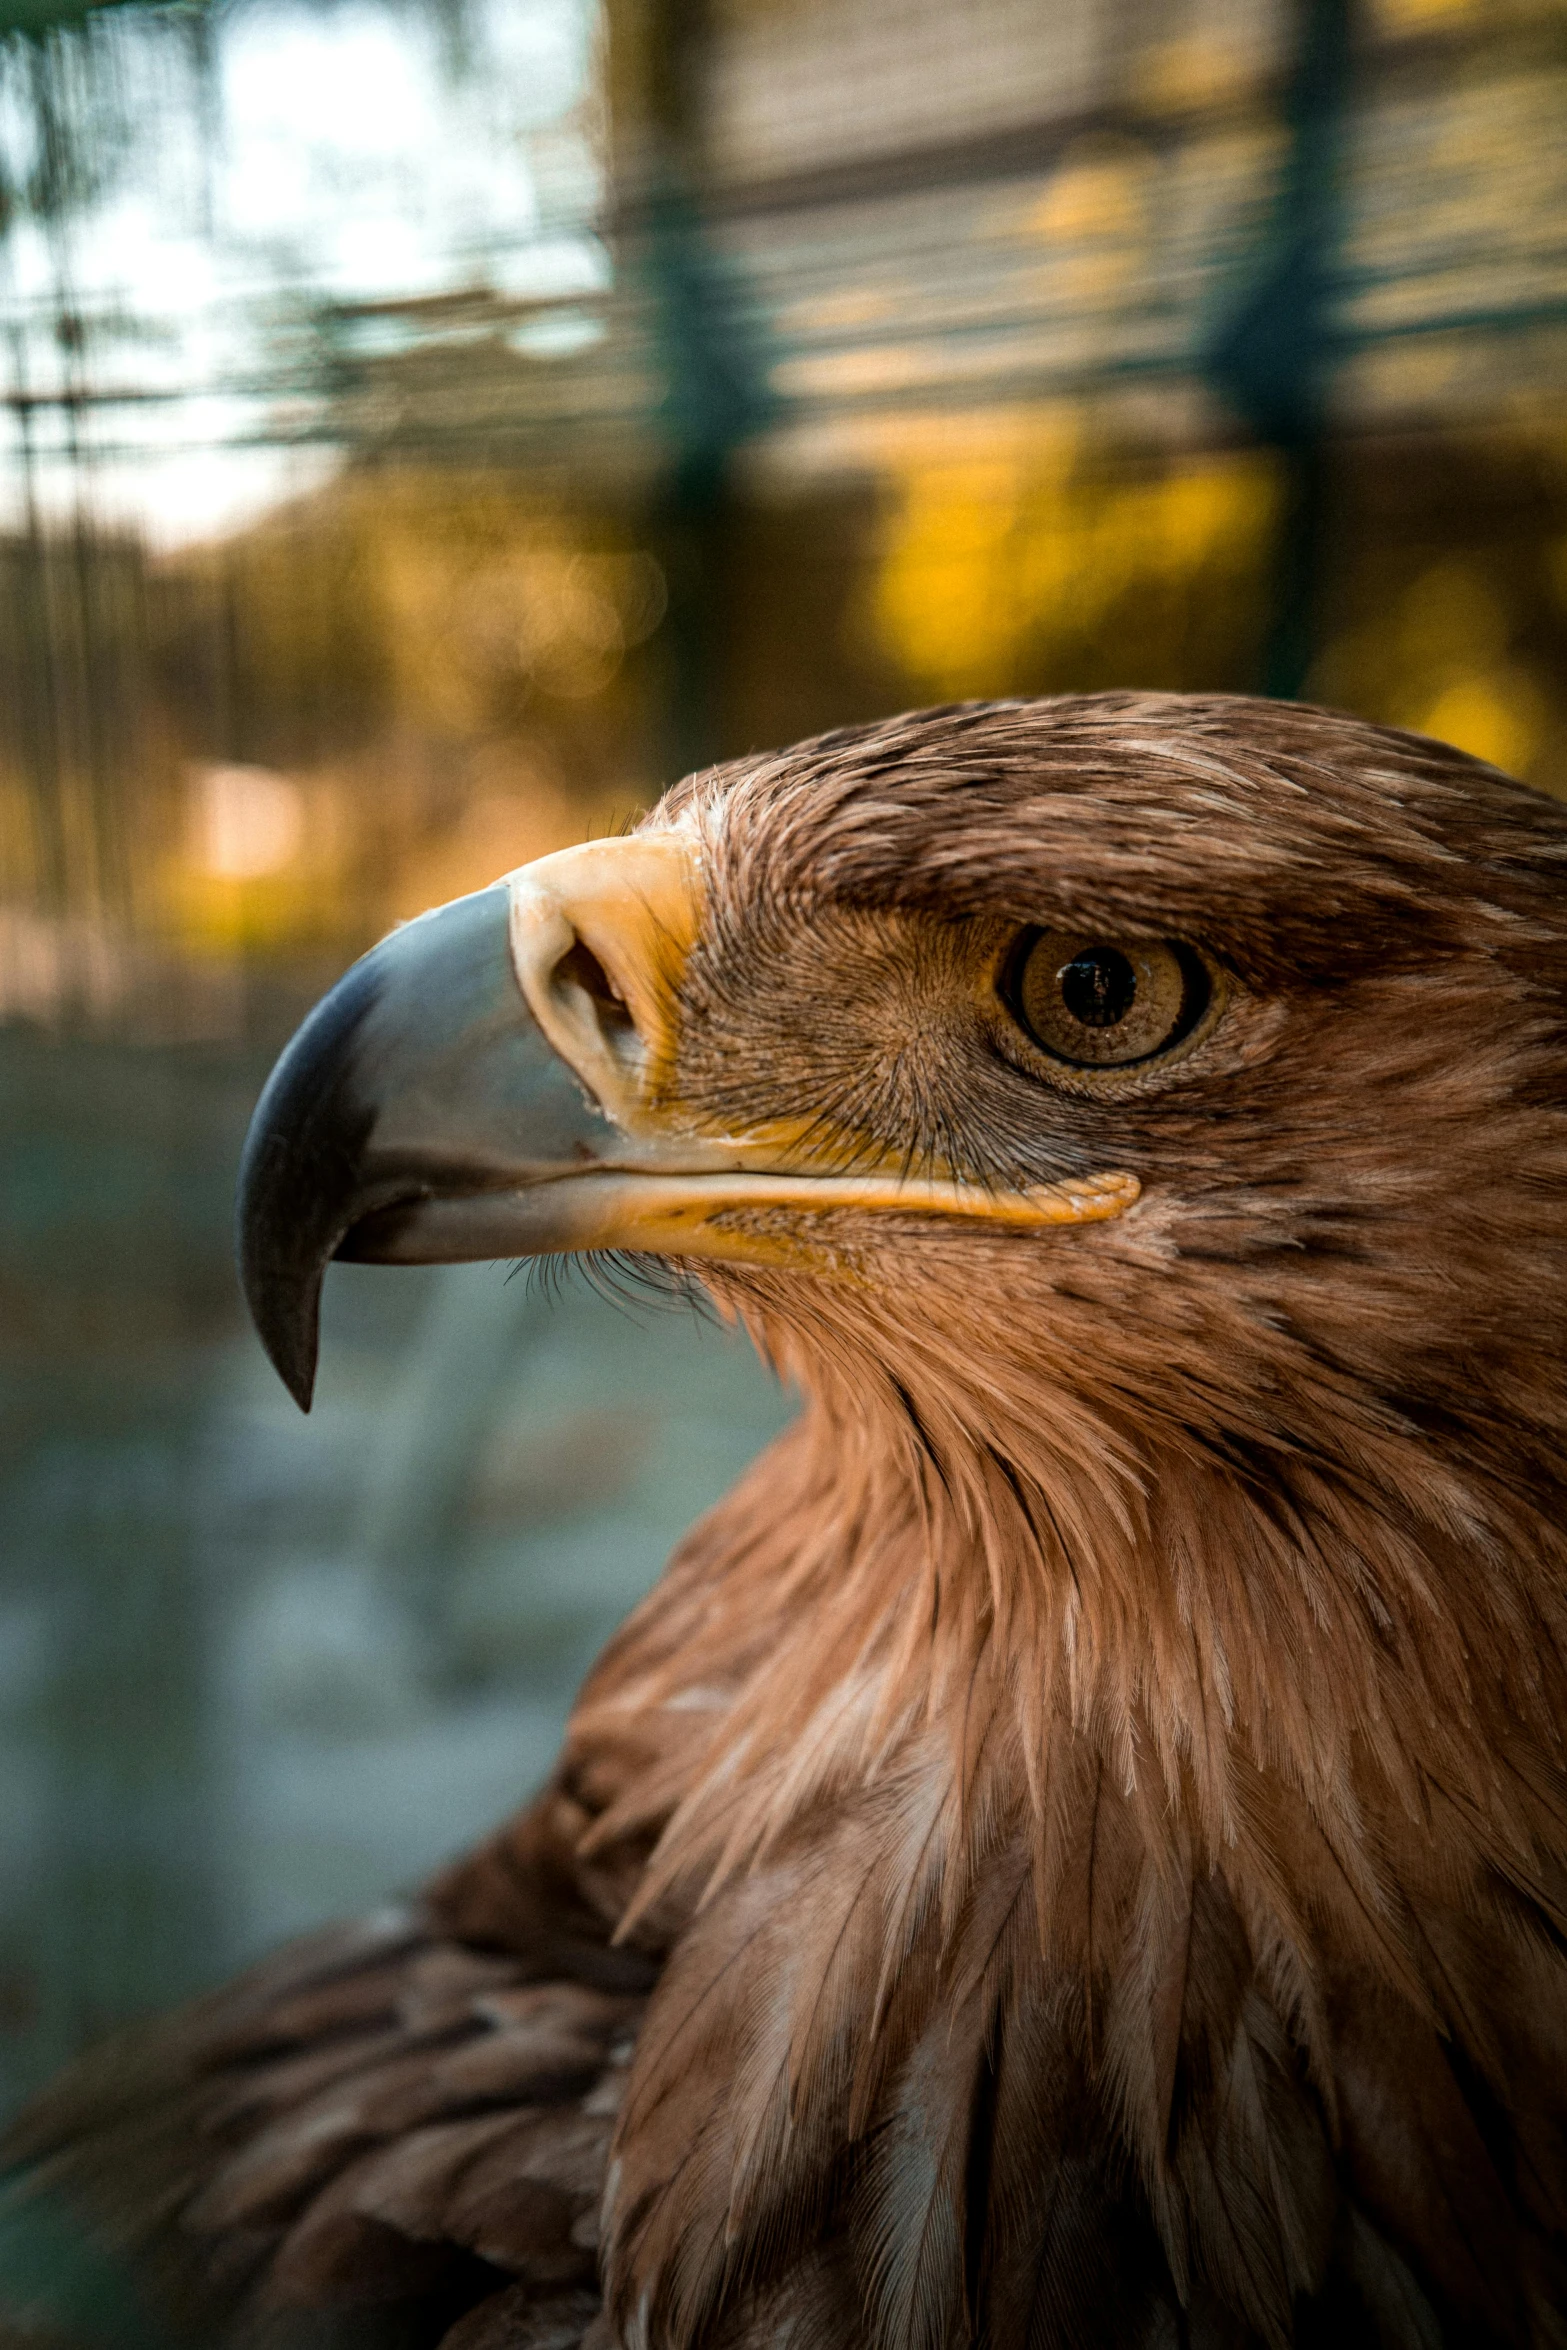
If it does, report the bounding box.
[567,1321,1567,1978]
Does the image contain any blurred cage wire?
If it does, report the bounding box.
[0,0,1563,2161]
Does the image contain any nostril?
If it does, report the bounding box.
[556,940,637,1038]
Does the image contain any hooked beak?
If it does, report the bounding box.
[237,831,1139,1410]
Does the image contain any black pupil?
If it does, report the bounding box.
[1059,945,1137,1029]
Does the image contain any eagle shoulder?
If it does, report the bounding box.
[2,1784,652,2350]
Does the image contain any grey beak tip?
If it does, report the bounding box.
[253,1267,319,1414]
[270,1335,319,1416]
[235,952,382,1412]
[237,1127,326,1413]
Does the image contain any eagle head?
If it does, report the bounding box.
[240,694,1567,1844]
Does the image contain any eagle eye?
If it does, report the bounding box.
[1006,930,1210,1070]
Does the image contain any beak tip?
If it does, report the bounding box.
[237,1226,322,1414]
[234,950,384,1417]
[275,1331,319,1416]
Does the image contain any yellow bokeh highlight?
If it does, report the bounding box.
[1368,0,1480,32]
[1399,562,1510,669]
[1414,675,1547,775]
[867,410,1280,701]
[144,471,666,958]
[155,769,352,956]
[318,473,668,734]
[1313,557,1555,784]
[1132,36,1265,113]
[1026,137,1153,247]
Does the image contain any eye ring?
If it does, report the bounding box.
[1002,929,1212,1071]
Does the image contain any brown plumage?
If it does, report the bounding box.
[13,690,1567,2347]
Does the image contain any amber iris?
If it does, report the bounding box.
[1008,930,1209,1069]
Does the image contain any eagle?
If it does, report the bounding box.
[10,690,1567,2350]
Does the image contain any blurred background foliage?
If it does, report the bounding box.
[0,0,1564,2302]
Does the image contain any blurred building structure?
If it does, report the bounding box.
[0,0,1564,2217]
[1,0,1564,1004]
